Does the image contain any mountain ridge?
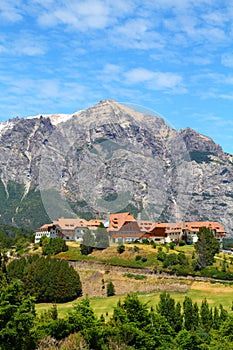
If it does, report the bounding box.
[0,100,232,233]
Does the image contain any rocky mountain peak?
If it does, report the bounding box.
[0,100,232,233]
[178,127,223,154]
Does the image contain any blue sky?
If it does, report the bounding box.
[0,0,233,154]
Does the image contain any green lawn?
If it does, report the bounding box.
[36,280,233,318]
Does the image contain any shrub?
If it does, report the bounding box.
[135,255,142,261]
[42,238,68,255]
[107,281,115,296]
[141,257,148,263]
[170,242,175,250]
[157,250,167,262]
[117,244,125,254]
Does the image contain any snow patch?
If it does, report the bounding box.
[0,120,14,135]
[27,113,76,125]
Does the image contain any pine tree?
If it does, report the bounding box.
[156,292,176,329]
[219,304,228,323]
[107,281,115,297]
[0,280,36,349]
[174,302,183,332]
[80,229,95,255]
[193,302,199,330]
[183,296,194,331]
[200,298,212,331]
[95,225,109,249]
[195,227,220,269]
[213,306,220,330]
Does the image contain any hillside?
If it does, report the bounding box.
[0,100,232,232]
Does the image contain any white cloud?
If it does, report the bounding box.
[221,53,233,67]
[124,68,185,92]
[37,0,135,31]
[0,31,47,56]
[111,18,163,49]
[0,0,23,22]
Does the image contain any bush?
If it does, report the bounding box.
[107,281,115,296]
[117,244,125,254]
[157,250,167,262]
[170,242,175,250]
[135,255,142,261]
[151,241,156,249]
[142,238,150,245]
[141,257,148,263]
[42,238,68,255]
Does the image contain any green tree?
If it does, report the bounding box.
[117,244,125,254]
[7,256,27,281]
[218,314,233,342]
[80,229,95,255]
[156,292,176,329]
[174,301,183,333]
[200,298,212,331]
[193,302,199,330]
[195,227,220,269]
[213,306,221,330]
[42,237,68,255]
[183,296,194,331]
[68,298,103,349]
[107,281,115,297]
[0,280,36,350]
[7,256,82,303]
[176,329,203,350]
[95,224,109,249]
[109,293,174,349]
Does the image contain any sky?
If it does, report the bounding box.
[0,0,233,154]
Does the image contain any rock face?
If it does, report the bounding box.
[0,100,232,232]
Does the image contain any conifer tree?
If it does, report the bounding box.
[200,298,212,331]
[156,292,176,329]
[174,302,183,333]
[195,227,220,269]
[183,296,194,331]
[107,281,115,297]
[80,229,95,255]
[193,302,199,330]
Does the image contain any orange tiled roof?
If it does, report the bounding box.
[184,221,225,234]
[108,212,136,231]
[36,223,55,232]
[139,221,154,232]
[53,217,88,230]
[145,221,226,235]
[87,219,104,227]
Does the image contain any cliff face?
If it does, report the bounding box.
[0,100,232,232]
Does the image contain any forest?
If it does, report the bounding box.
[0,278,233,350]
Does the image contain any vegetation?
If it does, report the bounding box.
[195,227,220,269]
[106,281,115,297]
[0,224,33,251]
[95,224,110,249]
[7,255,82,303]
[80,225,109,255]
[41,237,68,255]
[117,244,125,254]
[188,150,214,163]
[80,230,95,255]
[0,280,36,350]
[1,280,233,350]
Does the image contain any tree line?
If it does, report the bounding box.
[7,255,82,303]
[0,280,232,350]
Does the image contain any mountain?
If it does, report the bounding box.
[0,100,232,233]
